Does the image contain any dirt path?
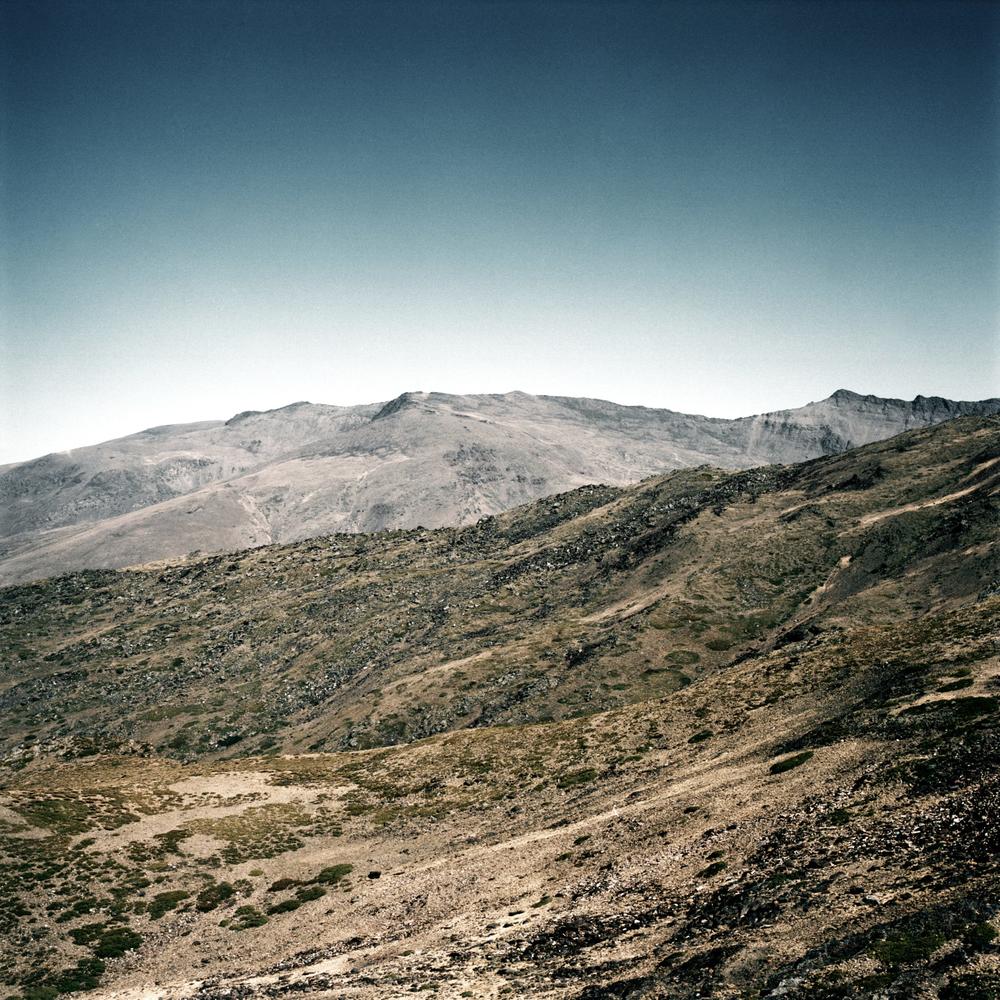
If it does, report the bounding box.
[579,578,676,624]
[858,467,1000,527]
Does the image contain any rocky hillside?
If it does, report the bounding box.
[0,416,997,999]
[2,389,997,585]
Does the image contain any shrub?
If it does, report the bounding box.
[67,923,105,946]
[557,768,597,789]
[92,927,143,958]
[872,931,945,966]
[313,864,353,885]
[196,881,235,912]
[937,678,974,693]
[50,958,105,993]
[941,972,1000,1000]
[148,890,190,919]
[295,885,325,902]
[21,988,58,1000]
[229,905,267,931]
[666,650,700,665]
[964,922,998,950]
[705,638,733,652]
[900,697,997,720]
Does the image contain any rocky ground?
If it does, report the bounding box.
[1,416,998,999]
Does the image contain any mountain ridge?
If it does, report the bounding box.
[1,388,997,585]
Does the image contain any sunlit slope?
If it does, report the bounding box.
[0,598,997,998]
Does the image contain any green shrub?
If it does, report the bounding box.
[21,987,59,1000]
[964,922,998,950]
[92,927,142,958]
[67,923,105,946]
[313,864,353,885]
[557,768,597,789]
[941,972,1000,1000]
[153,829,191,854]
[50,958,105,993]
[872,931,945,966]
[705,638,733,652]
[900,696,997,720]
[295,885,326,902]
[666,650,700,665]
[229,905,267,931]
[148,890,189,919]
[196,882,235,912]
[937,678,974,692]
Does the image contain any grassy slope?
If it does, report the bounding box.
[0,416,998,999]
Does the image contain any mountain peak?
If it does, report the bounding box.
[372,392,412,421]
[225,401,314,426]
[371,391,429,421]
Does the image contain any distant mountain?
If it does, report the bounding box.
[1,388,997,583]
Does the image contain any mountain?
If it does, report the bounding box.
[1,415,998,998]
[1,389,997,585]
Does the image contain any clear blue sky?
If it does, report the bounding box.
[1,0,997,463]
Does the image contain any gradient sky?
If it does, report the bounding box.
[1,0,998,464]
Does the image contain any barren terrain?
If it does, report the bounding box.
[1,416,998,998]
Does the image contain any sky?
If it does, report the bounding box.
[1,0,998,464]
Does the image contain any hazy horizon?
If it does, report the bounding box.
[5,382,1000,467]
[2,0,998,464]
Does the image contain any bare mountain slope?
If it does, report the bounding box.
[1,417,998,999]
[2,389,997,584]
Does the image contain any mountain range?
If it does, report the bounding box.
[2,388,998,585]
[1,414,998,998]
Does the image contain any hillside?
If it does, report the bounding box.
[0,416,998,999]
[2,389,997,586]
